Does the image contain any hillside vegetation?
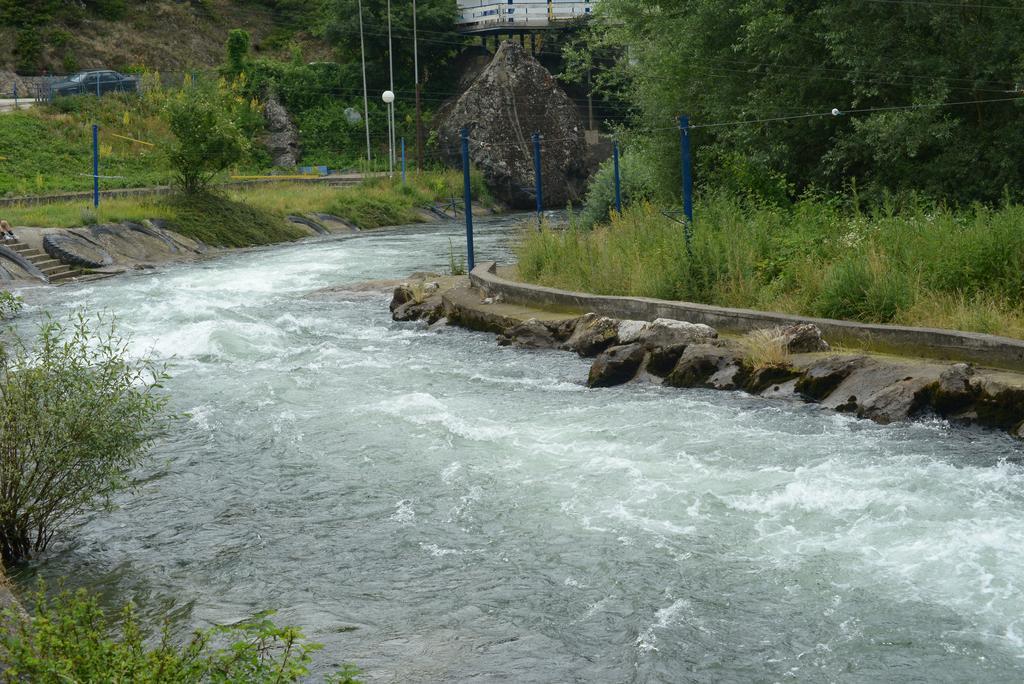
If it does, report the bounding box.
[0,0,327,74]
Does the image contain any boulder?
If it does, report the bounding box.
[665,344,745,389]
[563,313,619,357]
[615,318,719,375]
[390,284,415,313]
[794,356,866,401]
[498,318,560,349]
[617,318,718,348]
[777,323,830,353]
[263,92,301,167]
[744,365,801,395]
[931,363,980,415]
[434,41,588,209]
[588,344,646,388]
[820,359,940,424]
[393,297,444,324]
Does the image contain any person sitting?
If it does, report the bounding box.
[0,220,15,241]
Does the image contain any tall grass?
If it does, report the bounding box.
[516,195,1024,337]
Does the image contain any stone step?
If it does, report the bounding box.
[33,258,61,269]
[41,265,75,276]
[48,271,81,283]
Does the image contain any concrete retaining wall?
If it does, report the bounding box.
[470,262,1024,371]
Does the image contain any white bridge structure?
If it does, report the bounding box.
[456,1,595,34]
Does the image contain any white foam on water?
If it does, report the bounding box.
[636,599,690,654]
[389,499,416,524]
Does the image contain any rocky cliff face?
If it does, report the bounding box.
[435,41,588,210]
[263,92,301,168]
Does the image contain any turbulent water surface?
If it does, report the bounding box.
[13,216,1024,682]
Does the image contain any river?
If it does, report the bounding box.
[12,215,1024,682]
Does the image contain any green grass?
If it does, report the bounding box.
[0,88,272,198]
[1,170,493,247]
[515,196,1024,338]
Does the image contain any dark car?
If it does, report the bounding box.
[48,70,139,99]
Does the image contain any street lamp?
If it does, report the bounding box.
[382,90,396,176]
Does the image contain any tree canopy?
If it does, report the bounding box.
[574,0,1024,205]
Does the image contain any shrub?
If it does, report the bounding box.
[813,251,914,323]
[0,314,168,564]
[163,82,255,194]
[0,584,363,683]
[225,29,252,78]
[578,151,659,228]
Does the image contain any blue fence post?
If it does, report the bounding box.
[532,132,543,223]
[401,137,406,185]
[613,139,622,214]
[92,124,100,208]
[460,128,475,273]
[679,114,694,254]
[12,83,17,109]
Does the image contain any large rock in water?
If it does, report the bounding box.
[435,41,587,209]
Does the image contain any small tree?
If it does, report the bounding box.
[225,28,251,77]
[0,314,168,564]
[163,82,253,195]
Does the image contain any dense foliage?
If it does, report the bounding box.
[0,314,167,564]
[164,78,262,194]
[573,0,1024,206]
[0,585,362,683]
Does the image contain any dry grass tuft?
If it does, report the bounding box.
[739,328,791,370]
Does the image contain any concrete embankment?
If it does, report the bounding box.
[1,204,498,284]
[370,265,1024,441]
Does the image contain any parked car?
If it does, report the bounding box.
[48,70,139,99]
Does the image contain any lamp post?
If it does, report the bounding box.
[357,0,371,164]
[386,0,395,170]
[382,90,396,176]
[413,0,423,171]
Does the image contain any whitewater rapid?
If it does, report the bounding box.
[13,217,1024,682]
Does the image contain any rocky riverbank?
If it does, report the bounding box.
[384,274,1024,440]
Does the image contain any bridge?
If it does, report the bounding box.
[456,1,594,35]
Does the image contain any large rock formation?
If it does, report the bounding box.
[435,41,588,209]
[263,92,301,168]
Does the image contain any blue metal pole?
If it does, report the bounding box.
[12,83,16,110]
[401,137,406,185]
[613,140,622,214]
[460,128,476,272]
[92,124,99,208]
[532,132,543,222]
[679,114,693,253]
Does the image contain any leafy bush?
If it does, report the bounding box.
[0,314,168,564]
[578,150,659,228]
[0,584,363,683]
[813,251,914,323]
[163,82,257,194]
[225,29,252,78]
